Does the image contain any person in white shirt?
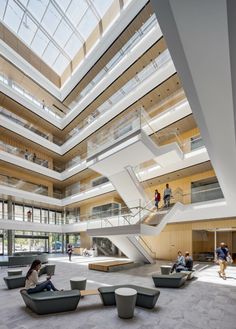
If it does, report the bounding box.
[25,260,58,294]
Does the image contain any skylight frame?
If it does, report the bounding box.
[0,0,115,75]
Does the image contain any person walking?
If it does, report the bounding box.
[67,243,73,261]
[163,183,172,207]
[25,260,59,293]
[154,189,161,210]
[216,242,229,280]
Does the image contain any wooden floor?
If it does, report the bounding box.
[88,260,133,272]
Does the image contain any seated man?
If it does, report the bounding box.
[170,250,185,273]
[185,252,193,271]
[176,252,193,272]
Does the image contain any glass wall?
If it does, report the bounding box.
[67,234,80,247]
[92,203,120,218]
[191,177,224,203]
[14,231,49,253]
[193,229,236,263]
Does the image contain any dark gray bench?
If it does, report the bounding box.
[39,264,56,277]
[152,272,188,288]
[4,275,26,289]
[8,254,48,267]
[20,289,81,315]
[98,284,160,309]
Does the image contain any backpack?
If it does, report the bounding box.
[157,192,161,201]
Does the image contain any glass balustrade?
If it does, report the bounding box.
[87,109,142,158]
[66,48,171,142]
[0,141,50,168]
[0,73,62,119]
[0,107,54,141]
[68,14,158,109]
[0,174,48,196]
[86,186,224,230]
[1,47,171,150]
[0,183,224,228]
[0,14,158,123]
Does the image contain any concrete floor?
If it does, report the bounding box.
[0,256,236,329]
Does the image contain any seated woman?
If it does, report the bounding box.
[25,259,59,294]
[170,250,185,273]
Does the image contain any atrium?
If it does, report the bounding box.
[0,1,236,328]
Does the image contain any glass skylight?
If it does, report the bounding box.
[0,0,114,75]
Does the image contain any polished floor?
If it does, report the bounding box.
[0,256,236,329]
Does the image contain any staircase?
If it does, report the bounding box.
[86,110,184,263]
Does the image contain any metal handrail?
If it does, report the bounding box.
[135,235,156,259]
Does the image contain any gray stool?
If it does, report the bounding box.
[70,277,87,290]
[115,288,137,319]
[7,269,23,276]
[160,265,172,275]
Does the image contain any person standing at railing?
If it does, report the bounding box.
[27,210,32,222]
[154,189,161,210]
[24,149,30,160]
[32,153,36,163]
[163,183,172,207]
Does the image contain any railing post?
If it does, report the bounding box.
[139,199,141,223]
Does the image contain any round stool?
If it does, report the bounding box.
[7,269,23,276]
[115,287,137,319]
[70,277,87,290]
[160,265,172,275]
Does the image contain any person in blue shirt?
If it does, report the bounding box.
[170,250,185,273]
[215,242,229,280]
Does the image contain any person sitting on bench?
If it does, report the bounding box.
[176,252,193,272]
[25,260,59,294]
[170,250,185,273]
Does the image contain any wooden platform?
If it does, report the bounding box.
[80,289,100,297]
[88,260,134,272]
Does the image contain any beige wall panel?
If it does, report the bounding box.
[144,218,236,260]
[80,231,92,248]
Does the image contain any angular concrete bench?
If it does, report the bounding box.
[152,272,188,288]
[20,289,81,315]
[4,275,26,289]
[98,284,160,309]
[181,270,195,280]
[38,264,56,277]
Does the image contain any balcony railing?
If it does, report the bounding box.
[66,48,171,143]
[0,174,48,196]
[0,73,62,119]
